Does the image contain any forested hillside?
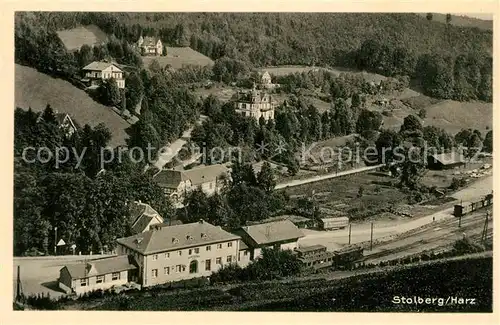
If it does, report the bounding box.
[16,12,493,102]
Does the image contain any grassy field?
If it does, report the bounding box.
[373,97,492,135]
[143,47,214,70]
[15,64,129,147]
[416,13,493,31]
[56,25,108,51]
[283,171,413,221]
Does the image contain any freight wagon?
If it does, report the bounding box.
[318,216,349,230]
[454,193,493,218]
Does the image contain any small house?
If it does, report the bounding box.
[58,255,137,295]
[427,153,466,170]
[234,220,304,261]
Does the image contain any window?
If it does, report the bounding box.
[217,244,222,249]
[164,267,170,275]
[80,278,88,287]
[194,248,199,254]
[189,249,192,255]
[152,254,158,261]
[216,257,222,265]
[206,245,211,251]
[243,251,248,256]
[152,269,158,278]
[227,242,233,248]
[112,272,120,281]
[178,250,182,256]
[205,259,211,271]
[96,275,104,284]
[175,265,182,273]
[227,256,232,263]
[165,253,170,259]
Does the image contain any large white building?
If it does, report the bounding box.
[81,61,125,89]
[116,220,241,287]
[232,88,276,121]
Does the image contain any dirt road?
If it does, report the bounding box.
[298,175,492,250]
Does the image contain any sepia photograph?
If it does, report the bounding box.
[10,5,495,319]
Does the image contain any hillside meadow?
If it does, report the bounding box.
[15,64,130,147]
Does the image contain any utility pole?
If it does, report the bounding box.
[348,223,352,245]
[370,222,374,251]
[54,226,58,256]
[16,265,23,302]
[482,211,489,243]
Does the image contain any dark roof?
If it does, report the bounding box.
[239,220,304,246]
[429,153,465,165]
[296,245,326,253]
[142,36,161,47]
[61,255,136,280]
[239,240,249,250]
[117,220,240,255]
[128,201,164,234]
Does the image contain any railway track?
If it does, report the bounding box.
[362,211,491,263]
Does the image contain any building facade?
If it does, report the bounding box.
[116,220,241,287]
[233,88,276,121]
[234,220,304,261]
[137,36,163,56]
[58,255,137,295]
[153,164,229,204]
[81,62,125,89]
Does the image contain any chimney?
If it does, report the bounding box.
[199,219,204,224]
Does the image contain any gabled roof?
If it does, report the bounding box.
[61,255,136,280]
[142,36,161,46]
[55,113,77,130]
[238,220,304,246]
[153,164,229,189]
[82,61,122,72]
[153,169,189,189]
[429,153,465,165]
[128,201,164,234]
[116,220,240,255]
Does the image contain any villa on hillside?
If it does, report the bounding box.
[81,61,125,89]
[153,164,229,205]
[136,36,163,56]
[232,86,277,121]
[116,220,241,287]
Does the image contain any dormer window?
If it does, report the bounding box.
[172,238,179,244]
[201,233,207,239]
[186,235,193,240]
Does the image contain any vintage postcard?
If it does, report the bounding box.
[4,1,499,324]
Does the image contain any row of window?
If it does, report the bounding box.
[79,272,120,286]
[151,256,233,278]
[151,242,233,261]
